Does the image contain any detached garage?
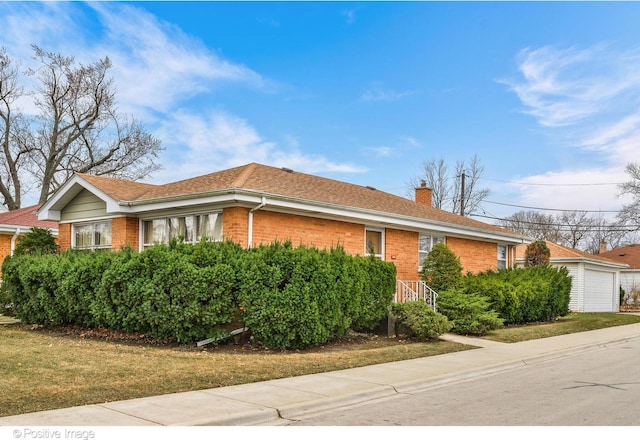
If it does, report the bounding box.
[517,241,628,313]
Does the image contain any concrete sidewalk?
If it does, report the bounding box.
[3,322,640,426]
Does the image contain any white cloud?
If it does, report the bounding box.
[152,110,365,184]
[502,45,640,128]
[0,2,363,185]
[361,82,420,102]
[88,3,275,115]
[501,44,640,215]
[342,9,357,25]
[366,146,393,158]
[506,168,631,219]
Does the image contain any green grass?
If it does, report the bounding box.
[482,312,640,343]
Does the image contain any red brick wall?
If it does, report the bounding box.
[250,210,363,253]
[111,217,139,250]
[58,223,72,251]
[0,235,11,276]
[447,236,505,274]
[385,229,420,280]
[222,206,250,248]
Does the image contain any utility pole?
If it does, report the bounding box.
[460,170,466,216]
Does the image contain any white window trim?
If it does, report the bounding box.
[72,220,112,251]
[497,244,508,270]
[140,211,223,249]
[365,227,385,260]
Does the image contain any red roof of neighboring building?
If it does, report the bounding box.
[0,204,58,230]
[600,244,640,269]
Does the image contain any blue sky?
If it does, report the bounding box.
[2,1,640,222]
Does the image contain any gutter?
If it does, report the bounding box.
[10,227,21,256]
[247,197,267,248]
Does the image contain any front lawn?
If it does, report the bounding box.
[0,325,470,417]
[482,312,640,342]
[2,312,639,417]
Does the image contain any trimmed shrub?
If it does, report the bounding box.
[3,239,397,348]
[237,242,396,349]
[391,301,451,341]
[436,289,503,335]
[420,243,463,292]
[462,266,571,325]
[13,227,59,256]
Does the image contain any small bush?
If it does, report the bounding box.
[436,289,503,335]
[420,243,463,292]
[524,240,550,267]
[13,227,59,256]
[391,301,451,341]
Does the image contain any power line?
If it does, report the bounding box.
[480,177,622,187]
[470,213,640,232]
[483,200,621,213]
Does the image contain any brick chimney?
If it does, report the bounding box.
[599,240,607,254]
[415,180,432,207]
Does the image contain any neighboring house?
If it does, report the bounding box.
[0,204,59,275]
[516,241,628,313]
[37,162,526,295]
[599,244,640,306]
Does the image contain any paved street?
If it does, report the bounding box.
[284,337,640,425]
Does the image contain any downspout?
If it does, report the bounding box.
[10,227,21,256]
[247,197,267,248]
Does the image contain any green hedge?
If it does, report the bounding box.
[436,289,503,335]
[390,301,451,341]
[461,266,571,325]
[1,240,396,348]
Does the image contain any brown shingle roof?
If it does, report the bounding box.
[600,244,640,269]
[78,163,523,238]
[77,173,159,201]
[0,204,58,230]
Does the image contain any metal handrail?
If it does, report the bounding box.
[395,280,438,311]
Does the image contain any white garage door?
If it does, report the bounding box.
[584,269,615,312]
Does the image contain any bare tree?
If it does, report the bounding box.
[406,158,450,210]
[619,162,640,228]
[407,154,490,216]
[583,213,638,254]
[0,46,162,210]
[557,210,594,249]
[451,155,491,217]
[497,210,562,242]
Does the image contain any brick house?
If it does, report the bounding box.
[37,163,525,295]
[0,204,59,275]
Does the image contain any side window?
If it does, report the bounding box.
[497,244,508,270]
[419,233,445,268]
[365,229,383,259]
